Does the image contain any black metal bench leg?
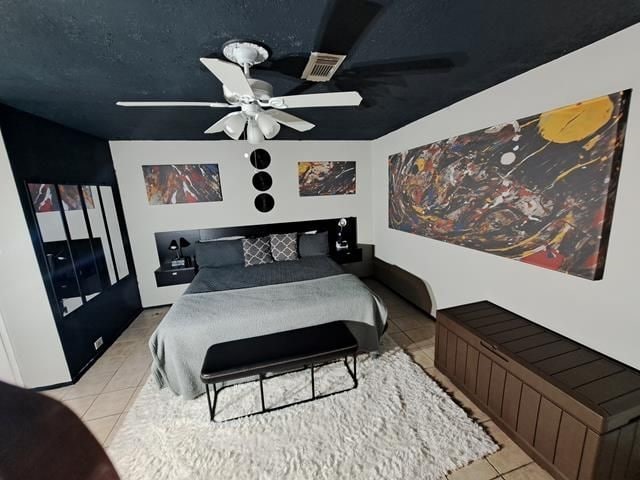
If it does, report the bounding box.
[205,383,218,422]
[259,374,266,412]
[212,383,218,420]
[343,354,358,389]
[203,354,359,423]
[353,354,358,388]
[205,384,212,421]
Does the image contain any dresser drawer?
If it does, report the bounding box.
[331,248,363,264]
[154,267,196,287]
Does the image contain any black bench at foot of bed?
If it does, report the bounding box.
[200,321,359,422]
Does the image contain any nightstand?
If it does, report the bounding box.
[331,248,363,264]
[154,265,197,287]
[332,244,374,278]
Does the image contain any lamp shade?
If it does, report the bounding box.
[179,237,190,248]
[223,112,247,140]
[256,113,281,139]
[246,118,264,145]
[168,239,178,251]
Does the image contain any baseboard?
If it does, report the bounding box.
[31,380,73,392]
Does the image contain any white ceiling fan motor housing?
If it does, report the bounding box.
[223,78,273,104]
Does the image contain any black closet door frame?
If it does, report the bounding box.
[24,181,81,324]
[96,186,119,280]
[22,179,137,378]
[55,184,88,307]
[24,181,129,322]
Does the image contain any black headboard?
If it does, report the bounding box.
[154,217,357,267]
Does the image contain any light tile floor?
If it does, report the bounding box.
[42,279,551,479]
[42,307,167,446]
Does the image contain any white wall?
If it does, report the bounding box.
[0,309,21,385]
[110,140,371,307]
[371,24,640,369]
[0,130,71,387]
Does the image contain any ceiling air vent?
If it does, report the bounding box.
[301,52,346,82]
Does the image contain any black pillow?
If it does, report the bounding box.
[195,239,244,268]
[298,231,329,257]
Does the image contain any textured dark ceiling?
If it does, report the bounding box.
[1,1,639,141]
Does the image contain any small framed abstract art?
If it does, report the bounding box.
[142,164,223,205]
[298,161,356,196]
[388,90,632,280]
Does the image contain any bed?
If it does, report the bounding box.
[149,239,388,400]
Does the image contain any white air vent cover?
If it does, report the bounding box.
[301,52,346,82]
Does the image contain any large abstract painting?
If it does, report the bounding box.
[298,161,356,196]
[28,184,94,212]
[142,164,222,205]
[388,90,631,280]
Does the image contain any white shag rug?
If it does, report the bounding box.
[108,341,497,480]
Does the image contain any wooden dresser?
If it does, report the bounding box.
[435,301,640,480]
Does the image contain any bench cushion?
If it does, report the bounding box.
[201,321,358,383]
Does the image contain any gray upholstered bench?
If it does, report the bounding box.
[200,321,359,422]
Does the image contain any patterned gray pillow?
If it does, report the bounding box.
[270,233,298,262]
[242,237,274,267]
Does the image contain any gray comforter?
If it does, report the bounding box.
[150,271,387,399]
[186,256,344,294]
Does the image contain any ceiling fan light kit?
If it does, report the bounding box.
[256,112,280,139]
[116,41,362,144]
[223,112,246,139]
[246,118,264,144]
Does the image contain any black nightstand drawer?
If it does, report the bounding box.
[155,267,196,287]
[331,248,363,265]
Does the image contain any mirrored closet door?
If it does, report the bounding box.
[27,182,129,318]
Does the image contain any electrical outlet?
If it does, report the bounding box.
[94,337,104,350]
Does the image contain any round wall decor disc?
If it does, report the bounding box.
[250,149,271,169]
[252,171,273,191]
[254,193,274,213]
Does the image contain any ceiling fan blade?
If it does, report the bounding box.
[204,114,231,134]
[268,91,362,109]
[199,58,254,98]
[265,110,315,132]
[116,101,233,108]
[283,82,316,97]
[204,112,247,138]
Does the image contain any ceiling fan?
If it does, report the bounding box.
[116,40,362,144]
